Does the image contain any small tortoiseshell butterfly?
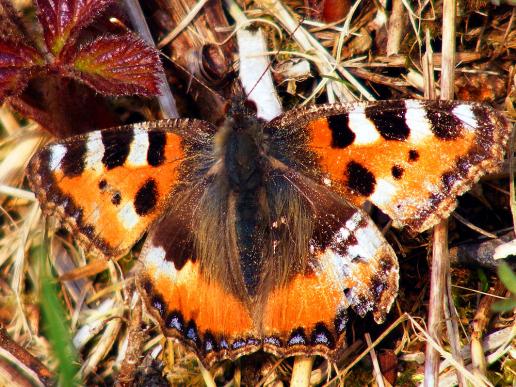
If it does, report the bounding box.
[27,99,510,366]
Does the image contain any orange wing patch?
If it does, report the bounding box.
[27,121,191,257]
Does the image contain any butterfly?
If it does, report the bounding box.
[27,98,510,366]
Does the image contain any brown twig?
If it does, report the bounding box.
[470,280,507,379]
[365,333,385,387]
[0,327,54,386]
[424,0,467,385]
[386,0,404,56]
[116,297,147,387]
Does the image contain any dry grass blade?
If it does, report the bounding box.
[409,315,493,387]
[157,0,210,48]
[250,0,373,102]
[424,220,449,387]
[365,332,386,387]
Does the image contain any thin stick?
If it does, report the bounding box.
[424,0,457,385]
[439,0,467,385]
[290,356,314,387]
[123,0,179,119]
[386,0,404,56]
[116,297,146,387]
[198,361,217,387]
[365,333,385,387]
[424,220,448,387]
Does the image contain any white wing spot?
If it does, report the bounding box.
[143,245,178,280]
[405,100,433,142]
[346,220,383,261]
[345,211,363,232]
[118,202,139,230]
[348,105,380,145]
[127,129,150,166]
[85,131,105,171]
[49,144,67,170]
[370,179,399,208]
[453,104,478,131]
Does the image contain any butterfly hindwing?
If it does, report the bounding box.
[27,119,215,257]
[136,181,259,365]
[261,168,399,359]
[267,99,510,232]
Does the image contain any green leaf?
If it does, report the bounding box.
[38,242,79,387]
[491,297,516,312]
[498,262,516,294]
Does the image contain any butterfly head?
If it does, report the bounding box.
[214,98,269,191]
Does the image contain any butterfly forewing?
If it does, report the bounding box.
[267,99,510,232]
[27,119,214,257]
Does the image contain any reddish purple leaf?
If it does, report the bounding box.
[35,0,115,55]
[62,34,162,96]
[0,40,44,102]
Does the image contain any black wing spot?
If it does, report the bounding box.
[370,274,386,300]
[101,130,133,169]
[98,179,107,190]
[185,320,200,347]
[111,192,122,206]
[346,161,376,196]
[311,322,335,348]
[441,171,457,192]
[203,332,217,353]
[151,294,166,317]
[148,131,167,166]
[426,105,463,139]
[365,105,409,141]
[391,165,404,179]
[165,311,185,333]
[334,309,348,334]
[264,336,282,347]
[327,114,355,148]
[134,179,158,216]
[82,224,95,238]
[61,143,86,177]
[408,149,419,162]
